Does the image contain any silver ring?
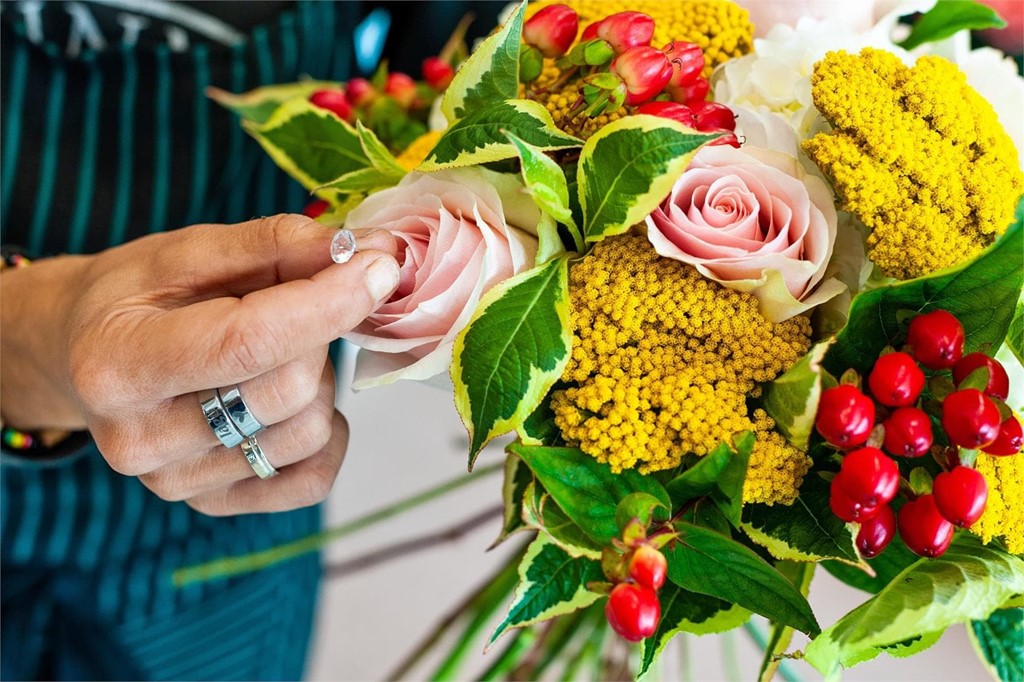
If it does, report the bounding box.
[218,386,264,437]
[240,435,278,479]
[199,389,244,448]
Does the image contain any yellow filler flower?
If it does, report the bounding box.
[971,451,1024,555]
[552,235,812,506]
[804,48,1023,280]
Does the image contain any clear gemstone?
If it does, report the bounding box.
[330,229,357,264]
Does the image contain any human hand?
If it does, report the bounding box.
[0,215,399,515]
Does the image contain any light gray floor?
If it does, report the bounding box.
[308,365,989,681]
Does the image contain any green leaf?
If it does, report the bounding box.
[615,492,669,532]
[666,522,820,635]
[826,209,1023,376]
[452,258,573,466]
[489,534,604,646]
[354,120,406,176]
[758,562,815,682]
[246,98,368,192]
[578,116,718,242]
[523,483,603,558]
[898,0,1007,50]
[665,432,755,525]
[207,80,339,125]
[763,341,834,449]
[969,608,1024,682]
[638,583,750,677]
[805,534,1024,676]
[1005,300,1024,366]
[510,443,671,545]
[317,167,402,194]
[822,536,921,594]
[419,100,581,171]
[741,473,860,564]
[494,453,534,548]
[441,1,525,122]
[505,132,583,253]
[517,398,561,446]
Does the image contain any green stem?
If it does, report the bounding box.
[478,629,536,681]
[172,461,503,586]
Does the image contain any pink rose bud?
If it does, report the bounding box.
[689,101,736,132]
[596,11,655,53]
[611,46,673,105]
[385,72,418,108]
[663,41,705,87]
[345,77,376,106]
[523,4,579,58]
[422,56,455,89]
[667,76,710,105]
[634,101,697,127]
[309,89,354,122]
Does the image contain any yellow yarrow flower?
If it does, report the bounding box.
[395,130,445,170]
[551,235,812,505]
[971,451,1024,554]
[803,48,1023,280]
[744,410,813,506]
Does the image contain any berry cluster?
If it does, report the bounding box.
[816,310,1021,559]
[599,516,671,642]
[521,5,737,144]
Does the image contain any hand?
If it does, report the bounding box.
[0,214,399,515]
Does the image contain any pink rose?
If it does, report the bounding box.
[645,145,844,322]
[343,168,541,388]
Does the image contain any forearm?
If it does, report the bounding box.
[1,255,92,431]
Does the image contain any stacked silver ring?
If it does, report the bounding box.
[199,387,277,479]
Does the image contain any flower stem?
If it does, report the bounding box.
[172,461,504,586]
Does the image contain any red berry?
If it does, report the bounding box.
[422,57,455,89]
[667,76,710,105]
[581,21,600,40]
[662,41,704,87]
[933,466,988,527]
[952,352,1010,401]
[705,131,741,148]
[634,101,695,126]
[882,407,933,458]
[605,583,660,642]
[688,101,737,132]
[610,46,673,105]
[596,11,655,53]
[829,474,879,523]
[815,384,876,448]
[628,545,667,591]
[309,89,353,122]
[345,77,376,106]
[868,352,925,407]
[384,72,417,108]
[983,416,1023,456]
[839,447,900,507]
[907,310,965,369]
[942,388,1002,449]
[856,504,896,558]
[523,4,579,58]
[897,494,955,558]
[302,199,329,219]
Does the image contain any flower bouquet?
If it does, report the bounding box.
[200,0,1024,678]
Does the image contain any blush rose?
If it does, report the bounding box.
[645,145,843,322]
[343,168,541,388]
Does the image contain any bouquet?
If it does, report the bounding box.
[201,1,1024,678]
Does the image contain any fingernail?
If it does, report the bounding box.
[366,257,400,301]
[330,229,357,264]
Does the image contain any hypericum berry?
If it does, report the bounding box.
[983,415,1023,456]
[839,447,900,507]
[952,352,1010,401]
[933,466,988,527]
[816,384,876,448]
[384,72,417,108]
[605,583,660,642]
[688,101,737,132]
[662,40,704,88]
[634,101,695,126]
[309,89,353,122]
[345,77,376,106]
[868,351,925,407]
[907,310,965,369]
[898,494,955,558]
[667,76,710,105]
[581,21,600,40]
[882,407,933,458]
[942,388,1002,449]
[610,46,673,105]
[302,199,329,219]
[596,11,655,53]
[829,474,879,523]
[628,545,667,591]
[523,4,579,58]
[856,504,896,558]
[422,56,455,89]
